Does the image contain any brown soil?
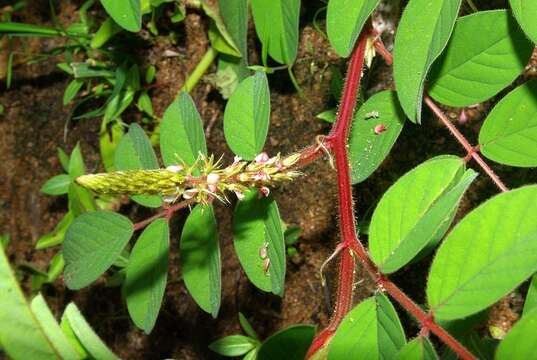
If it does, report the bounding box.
[1,1,535,359]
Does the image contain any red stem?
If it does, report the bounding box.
[133,198,195,231]
[306,31,477,360]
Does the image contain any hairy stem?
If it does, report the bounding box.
[133,198,196,231]
[306,30,476,360]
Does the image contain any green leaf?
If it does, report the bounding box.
[115,123,162,207]
[160,92,207,167]
[224,71,270,160]
[510,0,537,44]
[349,90,406,183]
[100,0,141,32]
[68,183,96,216]
[30,294,82,360]
[58,148,70,172]
[201,0,242,57]
[523,274,537,315]
[239,312,260,340]
[316,109,336,123]
[393,0,461,123]
[233,190,286,295]
[63,79,84,105]
[427,185,537,320]
[68,143,86,180]
[124,219,169,334]
[62,303,119,360]
[99,118,124,172]
[137,91,154,116]
[396,337,437,360]
[36,211,74,250]
[0,245,61,359]
[428,10,533,107]
[41,174,71,195]
[369,156,475,273]
[90,17,122,49]
[327,0,380,57]
[329,293,406,359]
[478,80,537,167]
[496,308,537,359]
[258,325,315,360]
[208,22,241,57]
[219,0,248,59]
[180,205,221,317]
[251,0,300,65]
[209,335,257,357]
[63,211,134,290]
[0,22,64,36]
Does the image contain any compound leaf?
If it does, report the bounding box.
[393,0,461,123]
[427,185,537,320]
[369,156,475,273]
[100,0,141,32]
[233,190,286,295]
[64,211,134,290]
[428,10,533,107]
[349,90,406,184]
[258,325,315,360]
[496,308,537,359]
[329,293,406,359]
[479,80,537,167]
[224,71,270,160]
[327,0,380,57]
[251,0,300,65]
[115,123,162,207]
[396,337,438,360]
[180,205,221,317]
[509,0,537,44]
[160,92,207,167]
[124,219,169,334]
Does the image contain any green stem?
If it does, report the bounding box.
[287,66,304,97]
[465,0,478,13]
[180,46,218,94]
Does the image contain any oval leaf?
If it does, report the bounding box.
[100,0,141,32]
[160,92,207,167]
[369,156,475,273]
[224,71,270,160]
[258,325,315,360]
[427,185,537,320]
[496,308,537,359]
[396,337,438,360]
[479,80,537,167]
[124,219,169,334]
[428,10,533,107]
[209,335,257,357]
[180,205,221,317]
[64,211,134,289]
[115,123,162,207]
[233,190,286,295]
[41,174,71,195]
[327,0,380,57]
[349,90,406,184]
[251,0,300,65]
[393,0,461,123]
[509,0,537,44]
[329,293,406,359]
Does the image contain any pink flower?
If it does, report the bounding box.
[255,152,270,164]
[252,171,270,182]
[183,188,199,199]
[233,155,242,164]
[166,164,184,173]
[208,184,217,193]
[259,187,270,197]
[206,173,220,185]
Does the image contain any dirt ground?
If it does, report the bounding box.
[0,1,535,359]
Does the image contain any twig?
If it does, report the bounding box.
[133,198,196,231]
